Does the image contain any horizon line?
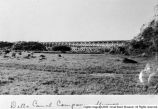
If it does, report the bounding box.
[0,39,131,43]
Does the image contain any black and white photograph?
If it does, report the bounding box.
[0,0,158,96]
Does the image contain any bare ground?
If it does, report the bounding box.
[0,53,156,95]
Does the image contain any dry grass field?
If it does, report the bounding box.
[0,52,156,95]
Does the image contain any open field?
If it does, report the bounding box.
[0,52,157,95]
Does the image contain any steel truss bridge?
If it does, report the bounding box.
[41,40,130,52]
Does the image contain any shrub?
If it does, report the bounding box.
[0,41,13,50]
[128,18,158,55]
[4,49,11,54]
[11,52,16,57]
[52,46,71,53]
[39,54,46,60]
[39,54,46,58]
[108,45,129,55]
[12,41,47,51]
[18,52,22,55]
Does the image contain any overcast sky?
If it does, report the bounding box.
[0,0,157,42]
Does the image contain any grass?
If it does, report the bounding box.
[0,52,156,95]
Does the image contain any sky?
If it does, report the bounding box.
[0,0,157,42]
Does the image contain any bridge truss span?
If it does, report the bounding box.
[41,40,130,52]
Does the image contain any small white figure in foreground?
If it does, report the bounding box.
[139,63,153,91]
[139,63,158,93]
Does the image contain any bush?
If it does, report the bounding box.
[4,49,11,54]
[0,41,13,50]
[52,46,71,53]
[12,41,47,51]
[39,55,46,58]
[11,52,16,57]
[39,54,46,60]
[108,45,129,55]
[129,18,158,55]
